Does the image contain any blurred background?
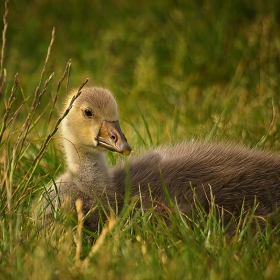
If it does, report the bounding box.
[1,0,280,149]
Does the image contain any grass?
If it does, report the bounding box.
[1,0,280,279]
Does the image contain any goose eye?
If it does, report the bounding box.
[83,108,94,118]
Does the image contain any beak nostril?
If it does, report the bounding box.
[111,134,117,142]
[98,120,131,155]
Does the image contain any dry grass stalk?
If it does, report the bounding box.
[0,0,9,96]
[81,213,117,270]
[74,199,84,267]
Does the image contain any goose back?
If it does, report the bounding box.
[112,142,280,223]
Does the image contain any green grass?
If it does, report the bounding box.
[1,0,280,279]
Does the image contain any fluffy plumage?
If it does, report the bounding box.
[46,87,131,228]
[47,86,280,231]
[113,142,280,226]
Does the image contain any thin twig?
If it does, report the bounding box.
[66,61,71,95]
[14,27,56,159]
[0,0,9,96]
[15,78,88,203]
[57,59,72,94]
[0,73,18,143]
[47,59,72,124]
[38,27,55,90]
[17,72,55,158]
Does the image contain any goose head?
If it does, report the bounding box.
[61,87,132,156]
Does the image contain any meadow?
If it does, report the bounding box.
[1,0,280,279]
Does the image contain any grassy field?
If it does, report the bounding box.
[1,0,280,279]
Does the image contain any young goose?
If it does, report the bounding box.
[48,86,280,231]
[47,87,131,228]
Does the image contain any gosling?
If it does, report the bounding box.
[46,87,131,229]
[46,86,280,231]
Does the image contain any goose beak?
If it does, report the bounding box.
[97,120,132,156]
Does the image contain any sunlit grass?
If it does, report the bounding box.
[1,0,280,279]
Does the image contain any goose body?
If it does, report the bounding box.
[47,86,280,231]
[113,142,280,225]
